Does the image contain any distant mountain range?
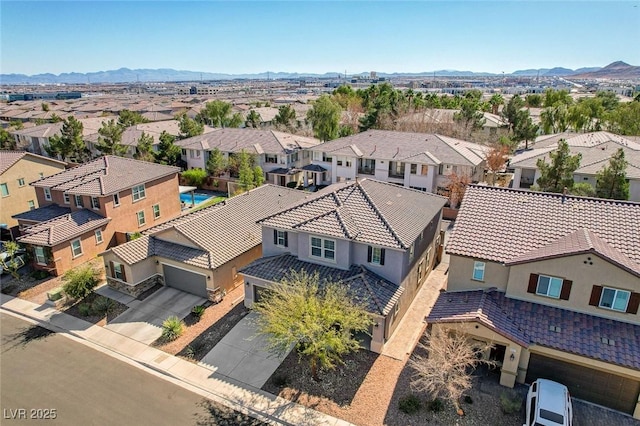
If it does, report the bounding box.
[1,62,638,85]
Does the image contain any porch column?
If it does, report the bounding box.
[499,344,523,388]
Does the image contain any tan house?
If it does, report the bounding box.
[429,185,640,418]
[0,151,67,236]
[100,185,308,300]
[13,156,181,276]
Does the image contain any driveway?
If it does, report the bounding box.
[200,312,292,388]
[105,287,205,345]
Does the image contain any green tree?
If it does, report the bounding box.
[253,270,373,381]
[606,101,640,135]
[0,241,24,280]
[62,264,99,300]
[181,168,207,187]
[196,100,242,128]
[489,93,504,115]
[543,89,573,108]
[9,120,24,130]
[307,95,341,141]
[245,110,262,128]
[96,119,127,156]
[454,95,486,137]
[154,131,181,166]
[134,132,155,162]
[237,151,255,192]
[358,83,407,131]
[513,110,539,149]
[178,113,204,139]
[525,94,543,108]
[570,183,596,197]
[541,103,570,134]
[535,140,582,193]
[206,148,227,177]
[595,148,629,200]
[0,127,16,150]
[501,95,525,134]
[46,116,88,162]
[118,109,148,128]
[252,166,265,187]
[41,103,50,112]
[274,105,297,129]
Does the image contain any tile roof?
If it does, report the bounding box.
[31,156,180,196]
[109,235,211,269]
[110,185,308,269]
[447,186,640,267]
[427,290,640,370]
[0,151,66,175]
[240,254,404,316]
[17,209,110,246]
[12,204,72,222]
[310,130,488,166]
[260,179,447,250]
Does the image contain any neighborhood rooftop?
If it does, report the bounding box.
[30,155,180,196]
[447,185,640,267]
[259,178,447,250]
[0,150,66,175]
[17,209,110,246]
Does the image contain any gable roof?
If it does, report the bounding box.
[31,156,180,196]
[240,254,404,316]
[427,289,640,370]
[17,209,110,246]
[447,186,640,271]
[0,150,66,175]
[109,235,211,269]
[309,130,488,166]
[259,179,447,250]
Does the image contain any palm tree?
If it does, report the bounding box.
[489,93,504,115]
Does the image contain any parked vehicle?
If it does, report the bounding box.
[524,379,573,426]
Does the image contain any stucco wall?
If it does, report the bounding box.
[447,255,510,291]
[296,231,352,270]
[212,244,262,293]
[41,225,109,276]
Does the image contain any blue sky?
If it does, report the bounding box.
[1,1,639,75]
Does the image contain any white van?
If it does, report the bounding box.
[524,379,573,426]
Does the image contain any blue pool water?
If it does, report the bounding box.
[180,193,211,204]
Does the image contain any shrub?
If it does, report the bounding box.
[427,398,444,412]
[92,296,115,316]
[191,305,206,321]
[286,181,297,188]
[500,390,522,414]
[78,303,93,317]
[182,168,207,187]
[62,265,98,300]
[272,374,289,388]
[398,394,422,415]
[161,316,184,341]
[47,287,64,301]
[31,270,50,280]
[184,341,206,359]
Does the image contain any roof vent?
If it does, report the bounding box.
[549,325,561,333]
[601,337,615,346]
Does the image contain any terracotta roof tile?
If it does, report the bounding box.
[12,204,71,222]
[17,209,110,246]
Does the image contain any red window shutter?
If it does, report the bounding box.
[109,261,115,278]
[121,265,127,282]
[626,292,640,314]
[589,285,603,306]
[527,274,539,294]
[560,280,572,300]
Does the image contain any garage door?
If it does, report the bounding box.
[163,264,208,298]
[526,353,640,414]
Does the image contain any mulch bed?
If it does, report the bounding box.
[63,292,129,327]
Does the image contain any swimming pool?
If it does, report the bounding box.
[180,193,212,205]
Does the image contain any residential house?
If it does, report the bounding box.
[510,131,640,201]
[175,128,321,187]
[0,151,67,236]
[240,179,447,353]
[429,185,640,417]
[307,130,488,193]
[12,156,181,276]
[100,185,308,299]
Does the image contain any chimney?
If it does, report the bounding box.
[562,187,568,203]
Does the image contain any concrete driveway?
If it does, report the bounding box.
[200,312,293,388]
[105,287,205,345]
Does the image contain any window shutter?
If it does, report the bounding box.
[284,232,288,248]
[589,285,603,306]
[626,292,640,314]
[109,261,115,278]
[121,265,127,282]
[367,246,372,263]
[560,279,572,300]
[380,249,385,265]
[273,229,277,245]
[527,274,539,294]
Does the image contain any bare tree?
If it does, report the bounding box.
[485,143,510,186]
[446,172,471,209]
[410,326,495,414]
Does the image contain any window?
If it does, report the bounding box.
[536,275,563,299]
[265,154,278,164]
[75,194,84,207]
[137,210,146,227]
[28,200,35,210]
[410,164,417,174]
[368,246,385,265]
[322,152,332,162]
[17,178,25,187]
[600,287,630,312]
[409,243,415,262]
[44,188,52,201]
[389,161,405,178]
[132,184,146,202]
[112,262,124,280]
[95,230,103,244]
[71,239,83,258]
[274,230,288,247]
[152,204,161,219]
[63,192,70,204]
[345,160,352,167]
[421,165,429,175]
[113,193,120,207]
[310,236,335,261]
[34,246,47,265]
[472,261,485,281]
[91,197,100,209]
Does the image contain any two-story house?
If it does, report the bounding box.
[306,130,488,193]
[0,151,67,237]
[12,156,181,276]
[428,185,640,418]
[240,178,447,353]
[175,128,321,187]
[99,185,308,299]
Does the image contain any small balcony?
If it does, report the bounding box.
[357,167,375,175]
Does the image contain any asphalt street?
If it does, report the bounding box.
[0,312,265,426]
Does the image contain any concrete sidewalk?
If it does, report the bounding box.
[0,294,353,426]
